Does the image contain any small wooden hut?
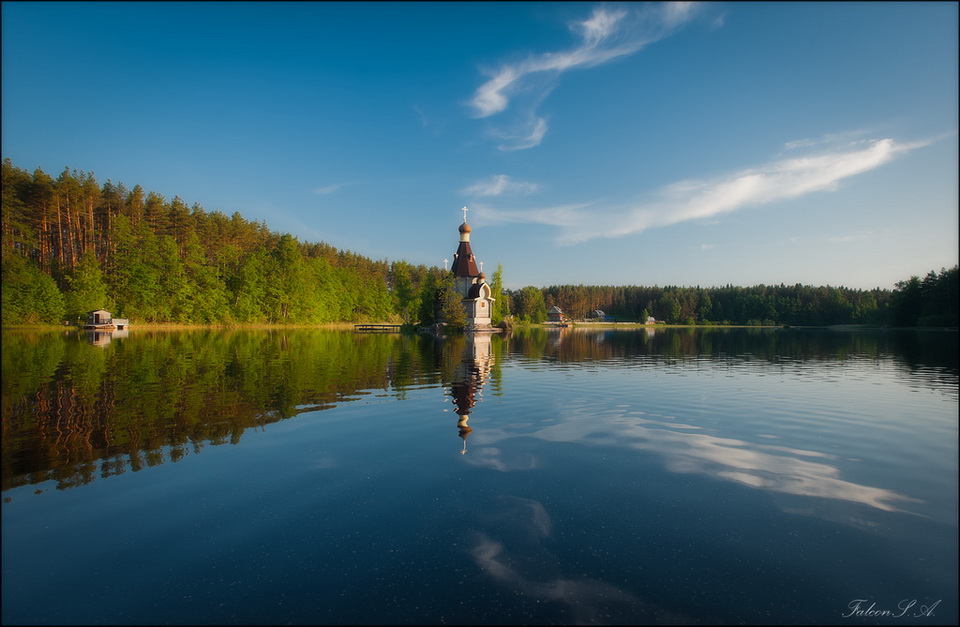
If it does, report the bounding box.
[84,310,130,330]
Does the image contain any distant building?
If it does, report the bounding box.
[547,306,566,323]
[645,316,656,325]
[588,309,606,320]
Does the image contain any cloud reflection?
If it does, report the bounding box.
[462,446,540,472]
[477,413,918,512]
[469,496,692,625]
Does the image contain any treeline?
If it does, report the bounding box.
[505,271,956,327]
[515,283,892,326]
[1,159,454,325]
[2,158,955,328]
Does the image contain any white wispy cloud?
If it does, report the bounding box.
[827,231,874,244]
[468,2,701,149]
[498,117,548,152]
[312,182,356,195]
[412,104,430,128]
[463,174,540,197]
[476,137,929,243]
[783,128,881,151]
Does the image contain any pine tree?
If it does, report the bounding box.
[490,263,508,324]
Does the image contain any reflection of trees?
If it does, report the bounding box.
[505,327,958,392]
[2,330,445,492]
[3,327,952,493]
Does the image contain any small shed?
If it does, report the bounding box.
[86,310,112,326]
[645,316,656,325]
[84,310,130,329]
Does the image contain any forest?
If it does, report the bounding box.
[2,158,957,328]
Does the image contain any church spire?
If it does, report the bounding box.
[452,207,478,277]
[458,206,472,243]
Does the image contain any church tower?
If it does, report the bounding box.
[451,212,479,296]
[445,207,495,330]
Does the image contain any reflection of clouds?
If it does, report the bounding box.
[624,425,912,511]
[470,496,691,625]
[461,446,539,472]
[311,456,337,469]
[478,411,917,512]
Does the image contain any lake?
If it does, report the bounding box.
[1,326,956,625]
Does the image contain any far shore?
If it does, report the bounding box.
[3,322,370,331]
[4,322,956,332]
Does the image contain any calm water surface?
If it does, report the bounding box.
[2,327,957,625]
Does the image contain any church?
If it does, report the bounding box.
[443,207,496,331]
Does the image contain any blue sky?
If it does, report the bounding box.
[2,1,956,290]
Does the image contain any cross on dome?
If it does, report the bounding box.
[461,206,468,223]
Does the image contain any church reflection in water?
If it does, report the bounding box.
[449,333,495,455]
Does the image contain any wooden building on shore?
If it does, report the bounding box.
[84,310,130,330]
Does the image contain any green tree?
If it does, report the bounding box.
[415,271,441,325]
[516,286,547,323]
[167,195,193,246]
[109,219,164,321]
[157,235,190,321]
[1,249,66,324]
[308,256,342,323]
[232,249,271,323]
[355,274,394,322]
[143,191,168,235]
[439,275,468,330]
[390,261,418,323]
[183,231,230,323]
[697,292,712,323]
[658,292,681,324]
[1,160,36,260]
[64,247,113,322]
[917,266,958,326]
[124,184,145,224]
[490,263,509,324]
[891,276,922,327]
[265,234,312,322]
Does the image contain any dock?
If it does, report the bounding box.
[354,324,403,333]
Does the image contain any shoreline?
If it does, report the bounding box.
[3,322,956,332]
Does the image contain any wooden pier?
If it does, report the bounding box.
[354,324,403,333]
